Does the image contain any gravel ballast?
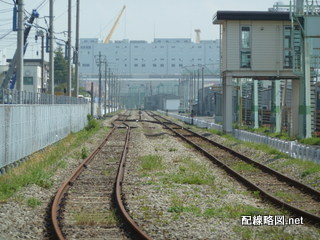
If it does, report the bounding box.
[123,114,320,239]
[0,111,319,239]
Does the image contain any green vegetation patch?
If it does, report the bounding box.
[231,161,259,172]
[299,137,320,146]
[203,204,274,219]
[74,210,117,226]
[162,157,215,186]
[207,129,223,136]
[0,119,103,202]
[233,225,320,240]
[272,158,320,178]
[26,197,42,208]
[168,195,201,215]
[274,191,303,203]
[80,147,89,159]
[139,155,164,172]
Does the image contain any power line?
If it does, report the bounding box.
[0,0,13,5]
[0,30,13,40]
[36,0,49,10]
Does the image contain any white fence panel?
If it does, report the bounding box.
[0,104,90,169]
[159,111,320,164]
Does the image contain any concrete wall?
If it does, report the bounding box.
[0,104,90,169]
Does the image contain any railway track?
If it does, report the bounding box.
[51,112,152,240]
[147,111,320,225]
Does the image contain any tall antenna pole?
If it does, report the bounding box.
[74,0,80,97]
[49,0,55,98]
[67,0,72,96]
[16,0,24,95]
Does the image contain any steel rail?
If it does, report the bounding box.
[51,127,116,239]
[52,112,153,239]
[148,112,320,224]
[114,122,154,240]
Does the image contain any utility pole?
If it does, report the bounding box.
[95,52,106,116]
[49,0,54,98]
[112,73,115,111]
[67,0,72,96]
[108,68,111,114]
[104,61,108,116]
[98,52,102,116]
[16,0,24,95]
[36,30,45,92]
[197,69,200,114]
[90,82,94,116]
[201,67,205,115]
[74,0,80,97]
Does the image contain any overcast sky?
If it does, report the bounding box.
[0,0,287,58]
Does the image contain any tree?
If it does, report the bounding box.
[54,47,68,86]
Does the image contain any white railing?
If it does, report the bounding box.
[159,111,320,163]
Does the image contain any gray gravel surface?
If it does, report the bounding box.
[0,116,117,240]
[0,112,320,240]
[123,113,320,240]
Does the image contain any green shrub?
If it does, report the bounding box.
[81,147,89,159]
[86,114,99,131]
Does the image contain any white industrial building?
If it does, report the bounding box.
[79,38,220,79]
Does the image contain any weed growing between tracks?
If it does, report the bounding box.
[74,210,118,226]
[179,119,320,191]
[0,118,105,203]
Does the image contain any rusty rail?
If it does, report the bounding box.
[148,111,320,224]
[51,113,153,239]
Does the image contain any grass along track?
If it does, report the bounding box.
[149,112,320,224]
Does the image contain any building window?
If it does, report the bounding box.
[142,64,146,67]
[284,26,293,68]
[241,26,251,48]
[24,77,33,85]
[160,64,164,67]
[153,64,157,67]
[240,51,251,68]
[134,64,138,67]
[240,26,251,68]
[82,64,90,67]
[171,64,175,67]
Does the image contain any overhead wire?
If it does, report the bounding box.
[0,30,13,40]
[0,0,13,5]
[36,0,49,11]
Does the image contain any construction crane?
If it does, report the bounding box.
[104,5,126,44]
